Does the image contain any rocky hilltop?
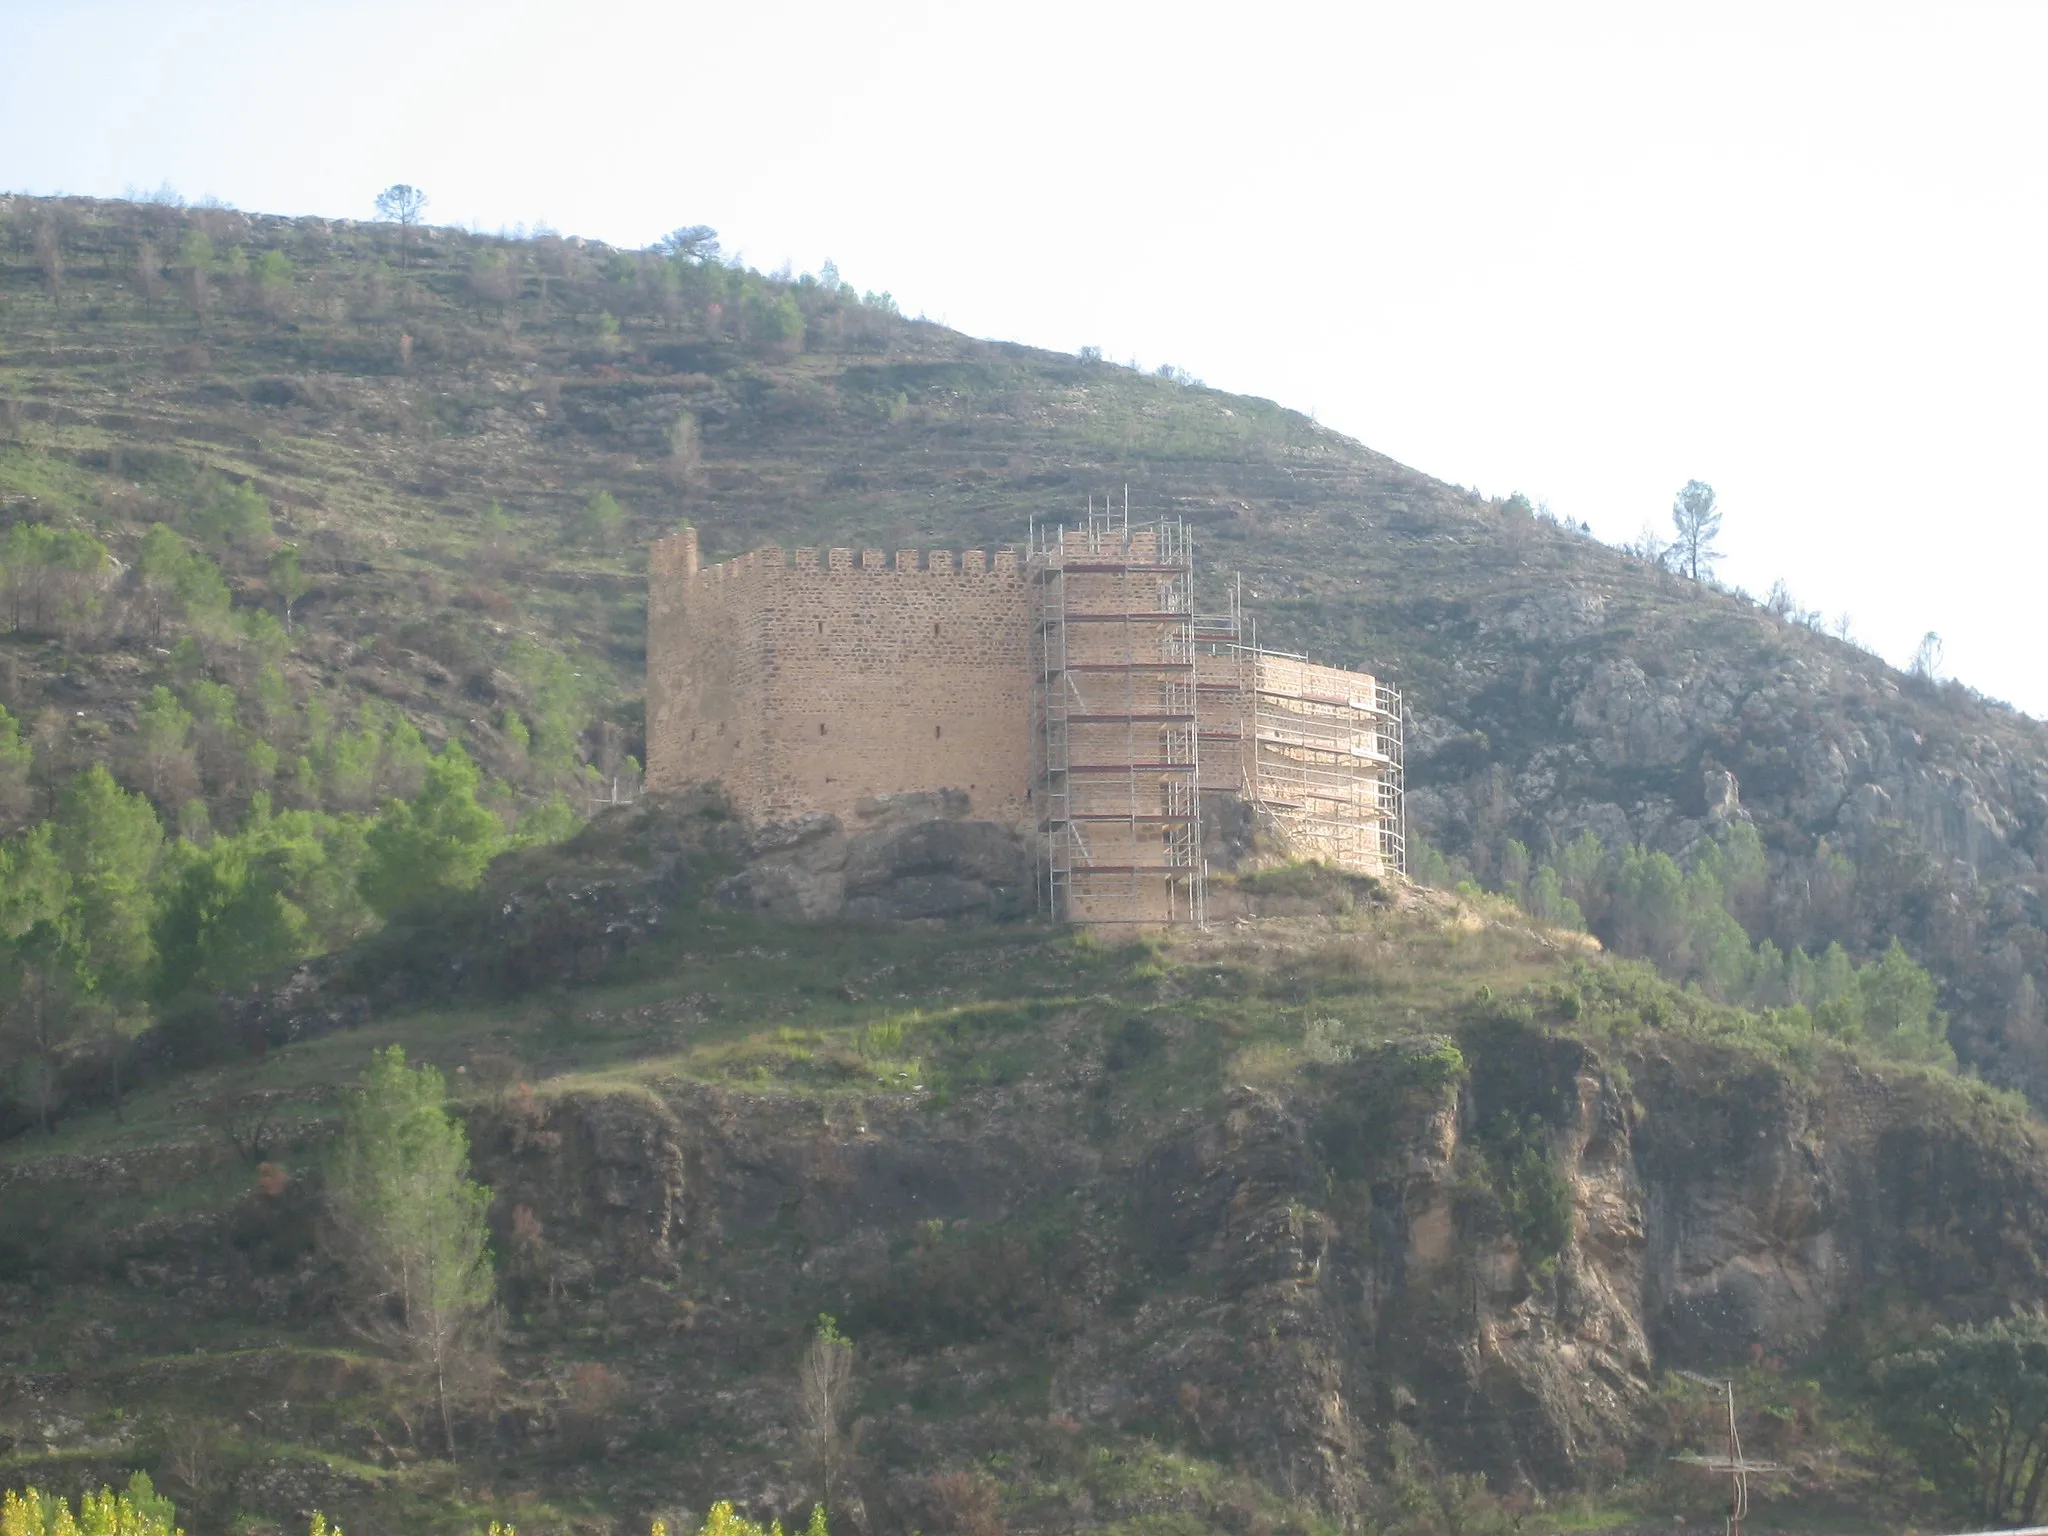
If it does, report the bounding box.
[4,192,2048,1532]
[0,192,2042,1105]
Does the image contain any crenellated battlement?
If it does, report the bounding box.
[646,514,1404,926]
[646,524,1035,833]
[661,540,1024,585]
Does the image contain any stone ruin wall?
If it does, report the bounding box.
[647,529,1033,828]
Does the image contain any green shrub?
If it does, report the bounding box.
[2,1473,181,1536]
[357,742,505,919]
[1874,1315,2048,1525]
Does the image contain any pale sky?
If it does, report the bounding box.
[5,0,2044,716]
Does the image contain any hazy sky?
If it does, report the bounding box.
[5,0,2044,715]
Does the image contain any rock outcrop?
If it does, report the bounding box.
[12,991,2048,1526]
[712,790,1033,925]
[1399,573,2048,1093]
[453,1025,2048,1509]
[1108,1027,2048,1500]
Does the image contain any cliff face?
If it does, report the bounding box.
[7,921,2047,1531]
[454,1027,2048,1517]
[1366,557,2048,1101]
[1113,1032,2046,1505]
[1407,580,2048,888]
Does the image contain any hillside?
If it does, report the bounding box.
[5,187,2048,1536]
[1,192,2044,1112]
[5,804,2044,1536]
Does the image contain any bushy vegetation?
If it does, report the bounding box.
[1419,820,1957,1068]
[1873,1316,2048,1526]
[0,1485,824,1536]
[0,732,571,1135]
[1,1475,180,1536]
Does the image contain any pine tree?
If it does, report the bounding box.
[1669,479,1722,582]
[54,765,164,1000]
[268,544,311,634]
[0,702,30,827]
[797,1314,855,1518]
[0,825,72,1133]
[357,742,505,919]
[577,491,627,551]
[327,1045,498,1456]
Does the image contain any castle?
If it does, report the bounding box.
[647,505,1404,926]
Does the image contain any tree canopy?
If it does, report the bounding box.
[357,741,505,920]
[326,1045,497,1455]
[1669,479,1722,582]
[1875,1316,2048,1526]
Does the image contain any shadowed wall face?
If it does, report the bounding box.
[648,538,1033,827]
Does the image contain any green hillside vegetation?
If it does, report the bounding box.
[0,727,577,1137]
[2,188,2047,1533]
[1421,822,1955,1064]
[0,818,2019,1535]
[2,189,2042,1123]
[0,1482,815,1536]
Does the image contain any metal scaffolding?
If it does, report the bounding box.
[1192,595,1407,881]
[1192,574,1255,796]
[1032,497,1404,925]
[1030,494,1206,927]
[1243,653,1405,876]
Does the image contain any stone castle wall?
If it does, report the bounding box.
[647,529,1033,827]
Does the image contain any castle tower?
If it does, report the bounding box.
[1028,505,1206,927]
[645,513,1404,927]
[645,529,1033,828]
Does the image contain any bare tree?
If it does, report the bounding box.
[162,1418,225,1502]
[177,228,213,328]
[532,233,570,308]
[467,247,516,312]
[660,409,702,489]
[796,1314,856,1517]
[206,1095,285,1165]
[374,184,429,269]
[1625,522,1669,568]
[33,220,63,311]
[1669,479,1722,582]
[1911,630,1944,682]
[131,241,166,318]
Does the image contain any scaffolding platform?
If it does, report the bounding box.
[1031,498,1404,927]
[1030,496,1206,928]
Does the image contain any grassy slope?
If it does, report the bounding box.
[3,195,2043,1098]
[0,833,2010,1535]
[5,191,2029,779]
[0,193,2044,1532]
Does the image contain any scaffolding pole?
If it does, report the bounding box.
[1192,626,1405,881]
[1030,500,1206,928]
[1033,497,1404,922]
